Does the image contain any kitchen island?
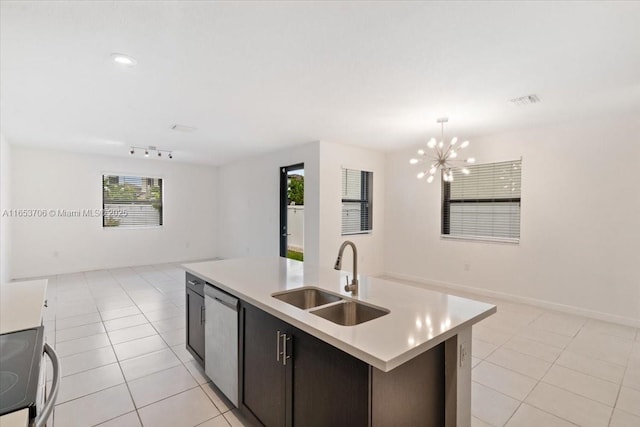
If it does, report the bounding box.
[184,257,495,427]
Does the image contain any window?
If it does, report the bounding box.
[341,168,373,235]
[442,159,521,241]
[102,174,163,228]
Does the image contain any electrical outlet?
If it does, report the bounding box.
[460,343,467,367]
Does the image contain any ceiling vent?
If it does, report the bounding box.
[509,94,540,106]
[170,124,197,133]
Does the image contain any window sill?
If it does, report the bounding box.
[341,231,373,236]
[440,234,519,245]
[103,225,163,230]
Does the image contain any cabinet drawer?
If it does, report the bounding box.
[186,273,205,297]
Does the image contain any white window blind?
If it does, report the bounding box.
[341,168,373,235]
[442,160,521,240]
[102,175,163,228]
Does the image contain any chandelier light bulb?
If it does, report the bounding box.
[111,53,137,67]
[409,118,475,183]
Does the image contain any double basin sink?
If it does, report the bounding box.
[272,287,389,326]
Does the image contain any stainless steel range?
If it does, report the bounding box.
[0,327,44,419]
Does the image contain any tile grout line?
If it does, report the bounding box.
[93,269,146,427]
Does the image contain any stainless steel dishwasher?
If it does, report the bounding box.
[204,284,239,407]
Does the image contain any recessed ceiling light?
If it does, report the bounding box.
[111,53,137,67]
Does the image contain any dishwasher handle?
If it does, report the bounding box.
[204,284,238,311]
[33,343,60,427]
[213,296,237,310]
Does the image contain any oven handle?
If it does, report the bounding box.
[33,343,60,427]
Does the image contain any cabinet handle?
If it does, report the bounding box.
[200,305,205,324]
[282,333,291,366]
[276,331,282,362]
[188,280,199,286]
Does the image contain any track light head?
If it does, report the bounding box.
[144,150,149,157]
[168,153,173,159]
[157,151,162,157]
[129,148,134,155]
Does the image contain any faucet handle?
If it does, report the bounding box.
[344,275,351,292]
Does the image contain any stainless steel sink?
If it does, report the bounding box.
[272,288,343,310]
[311,301,389,326]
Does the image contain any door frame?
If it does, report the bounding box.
[279,163,304,258]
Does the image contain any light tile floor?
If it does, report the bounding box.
[40,264,640,427]
[43,263,247,427]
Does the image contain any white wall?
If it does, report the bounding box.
[216,141,386,277]
[384,114,640,325]
[319,142,386,276]
[11,146,219,278]
[217,142,321,264]
[0,134,12,282]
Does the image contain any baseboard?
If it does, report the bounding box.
[383,271,640,329]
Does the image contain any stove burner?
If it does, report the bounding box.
[0,371,20,396]
[0,339,29,362]
[0,327,44,418]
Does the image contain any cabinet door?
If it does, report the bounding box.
[241,303,288,427]
[291,328,369,427]
[186,288,205,364]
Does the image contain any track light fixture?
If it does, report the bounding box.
[128,146,174,159]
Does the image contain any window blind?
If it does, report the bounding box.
[102,175,163,228]
[341,168,373,235]
[442,160,521,240]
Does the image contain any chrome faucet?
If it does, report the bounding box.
[334,240,358,295]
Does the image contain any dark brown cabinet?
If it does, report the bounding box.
[241,303,289,427]
[291,328,369,427]
[185,273,205,367]
[240,303,369,427]
[239,302,445,427]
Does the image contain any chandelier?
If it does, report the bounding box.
[409,118,475,183]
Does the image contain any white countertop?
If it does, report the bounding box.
[0,279,48,334]
[183,257,495,372]
[0,409,28,427]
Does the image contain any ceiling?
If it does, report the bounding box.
[1,1,639,165]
